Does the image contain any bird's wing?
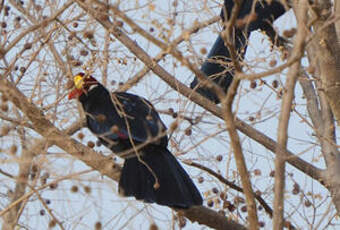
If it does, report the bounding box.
[107,92,168,146]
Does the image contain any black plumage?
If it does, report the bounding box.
[69,74,203,208]
[190,0,286,103]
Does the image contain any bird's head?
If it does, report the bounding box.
[68,72,99,100]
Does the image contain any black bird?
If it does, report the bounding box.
[190,0,286,103]
[68,73,203,208]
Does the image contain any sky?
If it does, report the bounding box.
[1,0,340,229]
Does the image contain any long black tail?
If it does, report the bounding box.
[119,146,203,208]
[190,32,247,104]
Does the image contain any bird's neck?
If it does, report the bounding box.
[79,84,109,110]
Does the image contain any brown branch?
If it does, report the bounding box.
[220,0,259,228]
[185,161,273,218]
[180,206,247,230]
[273,1,308,229]
[309,0,340,125]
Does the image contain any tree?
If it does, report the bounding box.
[0,0,339,229]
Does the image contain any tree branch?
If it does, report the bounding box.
[273,1,308,229]
[220,1,258,228]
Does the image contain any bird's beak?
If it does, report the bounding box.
[68,88,83,100]
[68,74,85,100]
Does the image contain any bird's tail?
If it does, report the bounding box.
[119,146,203,208]
[190,34,247,104]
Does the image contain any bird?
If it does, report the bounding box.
[68,73,203,208]
[190,0,286,104]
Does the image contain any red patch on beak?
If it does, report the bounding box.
[68,88,83,100]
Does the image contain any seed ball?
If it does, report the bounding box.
[49,220,57,228]
[200,47,207,55]
[87,141,95,148]
[269,59,277,67]
[84,186,92,194]
[95,222,102,230]
[250,81,257,89]
[71,185,78,193]
[216,155,223,162]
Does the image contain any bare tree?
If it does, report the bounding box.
[0,0,339,229]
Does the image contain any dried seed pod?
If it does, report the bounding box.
[149,223,158,230]
[87,141,95,148]
[66,79,74,89]
[207,199,214,207]
[254,169,261,176]
[306,65,315,75]
[111,125,119,134]
[269,59,277,67]
[259,221,265,228]
[304,199,312,207]
[49,220,57,228]
[146,115,153,121]
[10,145,17,155]
[234,196,245,205]
[241,205,247,212]
[77,132,84,140]
[212,187,219,194]
[71,185,78,193]
[49,182,58,190]
[216,155,223,162]
[95,114,107,122]
[84,186,92,194]
[200,47,207,55]
[95,222,102,230]
[153,182,160,190]
[169,121,178,131]
[250,81,257,89]
[80,49,88,56]
[1,94,8,102]
[19,66,26,73]
[283,28,297,38]
[184,127,192,136]
[1,126,10,136]
[24,43,32,50]
[272,80,279,88]
[83,31,94,39]
[1,103,8,112]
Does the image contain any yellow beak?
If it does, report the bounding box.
[74,75,84,89]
